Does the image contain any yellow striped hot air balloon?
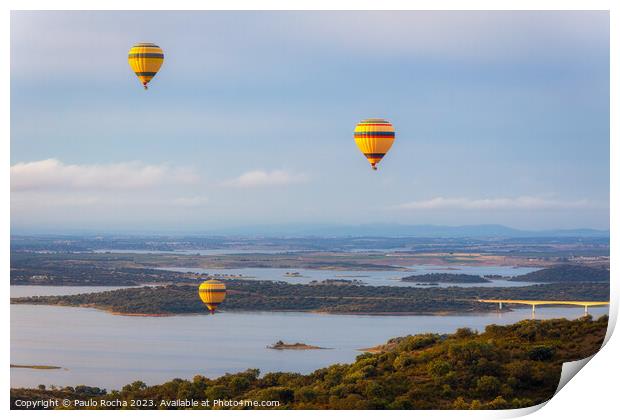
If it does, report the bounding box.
[354,118,396,170]
[198,279,227,314]
[128,42,164,90]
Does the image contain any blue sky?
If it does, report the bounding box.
[10,11,610,232]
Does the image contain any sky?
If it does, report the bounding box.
[10,11,610,232]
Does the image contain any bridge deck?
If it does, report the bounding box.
[478,299,609,307]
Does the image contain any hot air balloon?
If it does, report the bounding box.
[128,43,164,90]
[198,279,227,314]
[353,118,395,170]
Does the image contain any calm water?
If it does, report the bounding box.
[158,265,540,288]
[11,301,607,390]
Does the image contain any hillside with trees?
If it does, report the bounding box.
[508,265,609,283]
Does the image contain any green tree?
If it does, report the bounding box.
[476,376,501,399]
[528,345,556,361]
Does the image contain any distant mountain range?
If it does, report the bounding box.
[12,223,609,238]
[200,223,610,238]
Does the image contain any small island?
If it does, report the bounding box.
[11,364,62,370]
[267,340,329,350]
[484,274,511,280]
[309,279,365,286]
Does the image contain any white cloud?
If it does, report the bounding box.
[286,12,607,58]
[11,159,199,192]
[223,170,307,188]
[11,11,607,81]
[10,159,209,227]
[171,196,209,207]
[391,196,597,211]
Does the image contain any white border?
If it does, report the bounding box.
[3,1,617,419]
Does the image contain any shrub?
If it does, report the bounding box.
[476,376,501,399]
[428,360,452,377]
[528,345,556,361]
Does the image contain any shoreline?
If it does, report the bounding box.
[14,303,607,318]
[10,301,510,317]
[11,364,62,370]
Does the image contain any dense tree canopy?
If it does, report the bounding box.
[508,265,609,283]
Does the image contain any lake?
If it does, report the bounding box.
[11,298,607,390]
[157,265,540,288]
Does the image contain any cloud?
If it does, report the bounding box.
[391,196,598,211]
[223,170,307,188]
[170,196,209,207]
[289,11,607,57]
[11,159,199,192]
[11,11,608,82]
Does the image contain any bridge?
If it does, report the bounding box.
[478,299,610,316]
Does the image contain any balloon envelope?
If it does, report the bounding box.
[198,279,227,314]
[128,43,164,89]
[354,118,395,170]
